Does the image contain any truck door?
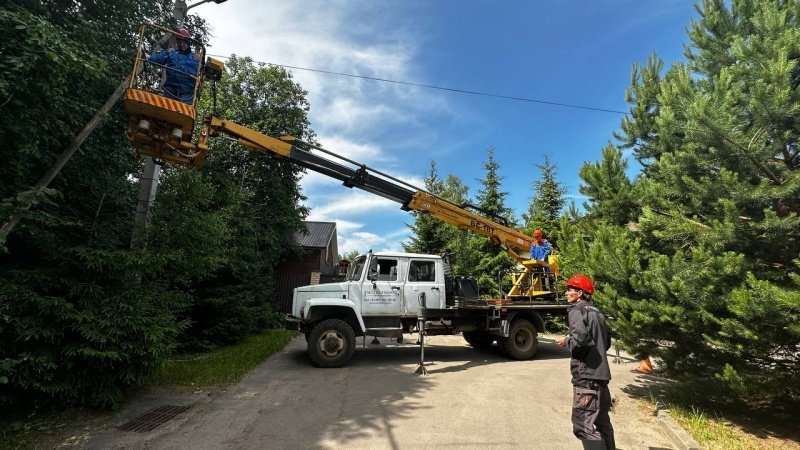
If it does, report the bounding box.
[403,258,442,314]
[361,257,403,315]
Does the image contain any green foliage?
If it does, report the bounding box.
[152,330,297,386]
[578,146,637,225]
[468,148,516,295]
[339,250,360,261]
[570,0,800,403]
[404,148,517,294]
[523,154,566,239]
[0,0,191,410]
[0,253,190,409]
[146,55,312,350]
[404,161,454,254]
[404,148,560,296]
[0,4,312,412]
[403,164,476,275]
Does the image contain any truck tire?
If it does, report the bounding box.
[307,318,356,368]
[463,331,494,350]
[500,319,538,360]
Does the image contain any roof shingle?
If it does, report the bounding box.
[294,221,336,248]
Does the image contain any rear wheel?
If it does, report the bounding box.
[307,319,356,368]
[500,319,538,360]
[463,330,494,349]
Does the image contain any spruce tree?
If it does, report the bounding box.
[469,147,516,295]
[523,154,566,239]
[404,161,452,254]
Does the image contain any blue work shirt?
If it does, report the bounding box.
[531,239,552,262]
[148,49,200,104]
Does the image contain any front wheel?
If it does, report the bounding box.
[500,319,538,360]
[307,318,356,368]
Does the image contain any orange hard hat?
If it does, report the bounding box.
[533,229,543,238]
[566,275,595,295]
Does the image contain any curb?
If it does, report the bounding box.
[655,405,704,450]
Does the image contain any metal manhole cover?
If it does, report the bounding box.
[117,405,191,432]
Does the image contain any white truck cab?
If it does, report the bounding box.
[289,252,447,366]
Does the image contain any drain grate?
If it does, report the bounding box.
[117,405,191,432]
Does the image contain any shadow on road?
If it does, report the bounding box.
[89,334,575,449]
[272,335,572,448]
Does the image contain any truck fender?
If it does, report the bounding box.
[305,298,366,334]
[504,310,545,334]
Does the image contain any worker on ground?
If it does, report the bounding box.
[147,28,200,104]
[556,275,615,450]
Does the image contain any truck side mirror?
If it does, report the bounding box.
[367,255,378,282]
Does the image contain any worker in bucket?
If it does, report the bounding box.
[530,229,553,288]
[530,229,552,266]
[147,28,200,104]
[556,275,615,450]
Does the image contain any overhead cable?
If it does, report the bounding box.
[207,54,628,115]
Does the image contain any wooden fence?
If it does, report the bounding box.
[273,273,346,313]
[274,273,311,313]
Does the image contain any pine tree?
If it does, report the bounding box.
[570,0,800,403]
[578,145,637,226]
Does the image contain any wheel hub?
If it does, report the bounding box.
[319,331,345,358]
[514,329,532,348]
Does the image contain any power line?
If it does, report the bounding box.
[207,54,628,115]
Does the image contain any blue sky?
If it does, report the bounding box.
[199,0,700,255]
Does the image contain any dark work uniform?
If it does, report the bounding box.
[566,299,615,450]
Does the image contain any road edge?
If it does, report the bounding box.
[655,404,704,450]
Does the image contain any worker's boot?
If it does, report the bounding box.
[580,440,606,450]
[601,432,616,450]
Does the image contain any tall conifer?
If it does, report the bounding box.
[572,0,800,402]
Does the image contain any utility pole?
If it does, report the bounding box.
[131,0,228,250]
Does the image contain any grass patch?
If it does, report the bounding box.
[0,330,299,449]
[655,385,800,450]
[152,329,298,387]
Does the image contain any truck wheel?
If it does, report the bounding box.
[463,331,494,349]
[500,319,538,360]
[307,318,355,368]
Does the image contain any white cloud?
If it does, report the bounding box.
[307,193,397,219]
[336,225,412,255]
[202,0,428,139]
[199,1,451,254]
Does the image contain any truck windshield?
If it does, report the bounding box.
[347,256,366,281]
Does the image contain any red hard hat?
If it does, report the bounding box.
[175,28,190,40]
[533,229,543,238]
[566,275,595,295]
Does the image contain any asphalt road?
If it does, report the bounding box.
[84,334,676,449]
